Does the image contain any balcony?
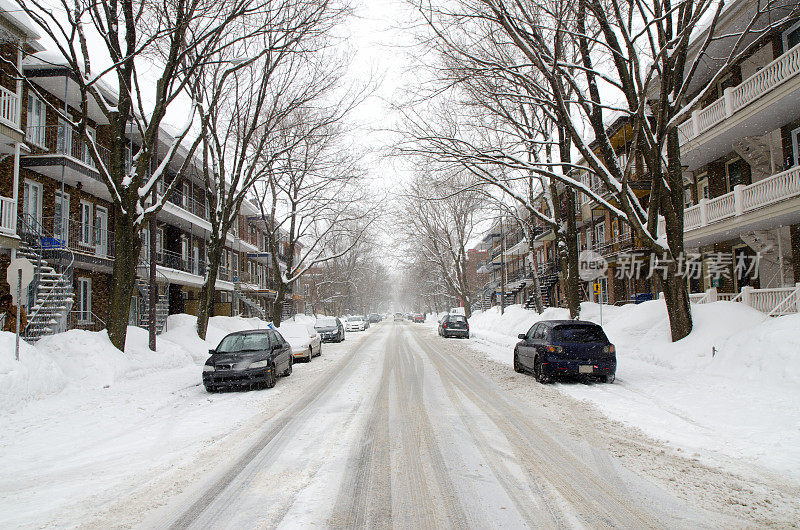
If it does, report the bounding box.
[683,165,800,245]
[21,125,113,200]
[678,43,800,170]
[0,86,19,129]
[0,196,16,238]
[159,190,213,235]
[40,216,115,268]
[591,235,636,258]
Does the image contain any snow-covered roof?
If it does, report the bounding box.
[0,0,41,40]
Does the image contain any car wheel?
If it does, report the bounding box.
[283,356,293,377]
[307,347,313,362]
[317,344,322,357]
[264,366,277,389]
[513,351,524,373]
[534,355,550,384]
[204,384,216,393]
[604,373,615,384]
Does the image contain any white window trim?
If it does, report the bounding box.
[791,126,800,167]
[26,94,46,147]
[696,172,709,200]
[23,179,43,227]
[78,277,92,324]
[783,20,800,53]
[79,201,93,247]
[725,157,744,192]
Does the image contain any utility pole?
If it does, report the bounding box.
[500,215,506,315]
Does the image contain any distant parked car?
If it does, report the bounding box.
[413,314,425,323]
[439,314,469,338]
[513,320,616,383]
[346,315,367,332]
[314,317,344,342]
[368,313,381,323]
[394,312,403,321]
[279,323,322,362]
[203,329,292,392]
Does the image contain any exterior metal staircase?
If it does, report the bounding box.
[16,214,75,342]
[233,286,265,319]
[732,135,774,181]
[524,263,559,309]
[135,264,170,334]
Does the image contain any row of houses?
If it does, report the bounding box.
[472,1,800,316]
[0,8,306,341]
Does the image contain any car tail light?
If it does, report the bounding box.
[603,345,616,354]
[443,322,447,329]
[545,345,563,353]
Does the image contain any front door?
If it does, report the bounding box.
[54,192,70,246]
[94,206,108,257]
[23,180,43,229]
[791,126,800,167]
[192,244,199,275]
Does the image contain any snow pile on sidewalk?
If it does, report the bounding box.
[0,315,266,413]
[466,301,800,476]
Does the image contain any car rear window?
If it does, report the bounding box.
[552,325,606,343]
[448,316,467,323]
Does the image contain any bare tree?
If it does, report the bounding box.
[13,0,269,349]
[399,167,485,318]
[252,107,379,326]
[411,0,798,340]
[191,0,349,339]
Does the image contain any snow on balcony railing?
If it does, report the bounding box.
[0,196,15,235]
[685,165,800,230]
[742,165,800,212]
[706,191,735,223]
[750,286,798,314]
[0,86,19,127]
[25,125,111,171]
[678,43,800,145]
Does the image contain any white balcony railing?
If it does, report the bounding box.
[679,43,800,145]
[0,196,16,235]
[684,165,800,230]
[0,86,19,128]
[688,284,800,316]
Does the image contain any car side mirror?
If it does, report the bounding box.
[208,349,215,355]
[518,334,527,340]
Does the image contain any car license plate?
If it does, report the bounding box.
[579,365,593,374]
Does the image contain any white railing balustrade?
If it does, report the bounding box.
[0,196,16,235]
[0,86,19,127]
[691,284,800,316]
[679,43,800,144]
[684,165,800,230]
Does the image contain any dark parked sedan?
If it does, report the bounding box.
[314,317,345,342]
[513,320,616,383]
[203,329,292,392]
[438,314,469,338]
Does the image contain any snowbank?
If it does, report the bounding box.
[0,315,267,413]
[466,302,800,476]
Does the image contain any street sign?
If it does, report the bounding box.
[8,257,34,306]
[578,250,608,281]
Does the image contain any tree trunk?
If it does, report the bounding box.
[564,190,581,319]
[271,282,286,327]
[197,243,222,340]
[107,215,143,351]
[661,260,693,341]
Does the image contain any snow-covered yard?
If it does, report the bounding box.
[0,314,344,527]
[461,301,800,480]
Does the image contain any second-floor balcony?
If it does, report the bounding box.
[683,164,800,245]
[0,86,20,130]
[22,125,113,200]
[678,42,800,169]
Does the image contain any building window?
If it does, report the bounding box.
[784,20,800,52]
[696,173,709,200]
[26,94,46,145]
[54,192,70,245]
[182,182,190,209]
[83,127,96,167]
[79,201,93,246]
[56,118,73,156]
[791,126,800,168]
[594,222,605,248]
[725,157,746,191]
[77,277,92,323]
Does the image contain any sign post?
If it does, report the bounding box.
[8,257,35,361]
[579,250,608,326]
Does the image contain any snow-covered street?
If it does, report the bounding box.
[3,317,799,527]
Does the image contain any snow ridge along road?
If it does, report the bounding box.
[143,321,750,529]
